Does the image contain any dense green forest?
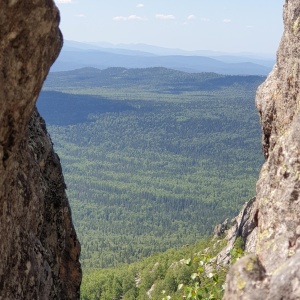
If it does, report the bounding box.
[38,67,265,269]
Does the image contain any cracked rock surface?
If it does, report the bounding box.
[0,1,81,299]
[223,1,300,299]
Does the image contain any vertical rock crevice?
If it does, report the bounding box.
[0,1,81,299]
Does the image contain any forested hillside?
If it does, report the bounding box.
[80,236,234,300]
[38,67,265,268]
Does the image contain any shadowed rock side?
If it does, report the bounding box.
[0,1,81,299]
[223,1,300,299]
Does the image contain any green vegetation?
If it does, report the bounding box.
[80,237,228,300]
[38,67,264,269]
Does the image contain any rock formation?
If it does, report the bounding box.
[223,0,300,299]
[215,197,258,267]
[0,1,81,299]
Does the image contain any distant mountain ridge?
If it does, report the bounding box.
[65,40,275,60]
[44,66,265,93]
[51,40,275,75]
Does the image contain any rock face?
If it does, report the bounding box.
[0,1,81,299]
[223,1,300,299]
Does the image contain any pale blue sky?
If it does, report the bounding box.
[55,0,284,54]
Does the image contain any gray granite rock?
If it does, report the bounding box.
[223,1,300,298]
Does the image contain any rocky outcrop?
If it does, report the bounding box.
[213,218,229,238]
[223,1,300,299]
[215,198,258,266]
[0,1,81,299]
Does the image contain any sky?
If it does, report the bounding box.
[54,0,284,54]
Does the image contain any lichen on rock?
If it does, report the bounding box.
[223,254,268,300]
[0,1,81,299]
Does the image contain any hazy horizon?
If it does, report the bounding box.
[65,39,277,57]
[54,0,284,54]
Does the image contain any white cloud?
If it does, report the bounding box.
[187,15,196,21]
[136,3,144,8]
[155,14,175,20]
[113,16,126,21]
[128,15,146,21]
[56,0,73,3]
[113,16,128,21]
[222,19,232,23]
[113,15,147,21]
[75,14,86,18]
[200,17,210,22]
[246,25,254,29]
